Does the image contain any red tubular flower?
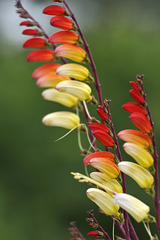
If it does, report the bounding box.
[50,16,73,30]
[84,151,115,165]
[20,21,34,26]
[32,63,61,79]
[23,38,46,48]
[93,130,114,147]
[129,112,152,133]
[88,230,102,236]
[97,105,108,121]
[27,49,54,62]
[122,102,147,115]
[130,81,141,91]
[43,5,66,16]
[22,29,39,36]
[88,122,109,133]
[129,89,145,105]
[48,31,79,44]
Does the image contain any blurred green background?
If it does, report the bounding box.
[1,0,160,239]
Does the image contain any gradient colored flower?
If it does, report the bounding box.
[27,49,54,62]
[56,80,92,101]
[42,88,78,107]
[55,44,86,63]
[48,31,79,44]
[43,5,66,16]
[129,112,152,133]
[129,89,145,105]
[130,81,141,91]
[86,188,120,217]
[36,74,69,88]
[97,105,108,121]
[123,143,154,168]
[23,38,46,48]
[84,151,115,165]
[88,122,109,133]
[56,63,90,81]
[50,16,73,30]
[113,192,150,222]
[22,29,39,36]
[93,130,114,148]
[42,111,81,129]
[118,162,154,189]
[122,102,146,115]
[118,129,152,148]
[32,63,61,79]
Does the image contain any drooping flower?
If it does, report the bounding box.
[129,112,152,133]
[113,192,150,222]
[86,188,120,217]
[56,63,90,81]
[55,44,86,63]
[27,49,54,62]
[118,129,152,148]
[97,105,108,121]
[48,31,79,44]
[130,81,141,92]
[42,88,78,107]
[123,142,154,168]
[93,130,114,148]
[32,63,61,79]
[129,89,145,105]
[36,74,69,88]
[43,5,66,16]
[122,102,146,115]
[50,16,74,30]
[118,162,154,189]
[84,151,115,165]
[23,37,46,48]
[42,111,81,130]
[56,80,92,101]
[88,122,109,133]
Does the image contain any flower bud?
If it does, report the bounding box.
[23,37,46,48]
[43,5,66,16]
[129,89,145,105]
[56,80,92,101]
[87,230,103,237]
[113,192,150,222]
[86,188,120,217]
[118,162,154,189]
[22,29,39,36]
[20,21,35,26]
[122,102,146,115]
[55,44,86,63]
[48,31,79,44]
[97,105,108,120]
[118,129,152,148]
[123,143,154,168]
[32,63,61,79]
[42,111,81,130]
[56,63,90,81]
[50,16,73,30]
[36,74,69,88]
[93,130,114,148]
[130,81,141,91]
[42,88,78,107]
[129,112,152,133]
[27,49,54,62]
[88,122,109,133]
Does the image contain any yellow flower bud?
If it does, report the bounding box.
[56,80,92,101]
[42,88,78,108]
[42,111,80,130]
[113,193,150,222]
[86,188,120,217]
[118,162,154,189]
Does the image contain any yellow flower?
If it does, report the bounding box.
[118,162,154,189]
[42,111,80,130]
[42,88,78,107]
[56,80,92,101]
[56,63,90,81]
[113,193,150,222]
[86,188,120,217]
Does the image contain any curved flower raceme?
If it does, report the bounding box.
[113,193,150,222]
[42,111,81,130]
[118,162,154,189]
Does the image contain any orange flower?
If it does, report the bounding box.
[129,89,145,105]
[43,5,66,16]
[23,38,46,48]
[83,151,115,165]
[50,16,73,30]
[122,102,146,115]
[93,130,114,148]
[36,73,69,87]
[48,31,79,44]
[32,63,61,79]
[130,81,141,91]
[22,29,39,36]
[27,49,54,62]
[129,112,152,133]
[55,44,86,62]
[118,129,152,148]
[88,122,109,133]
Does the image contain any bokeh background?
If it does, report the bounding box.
[1,0,160,239]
